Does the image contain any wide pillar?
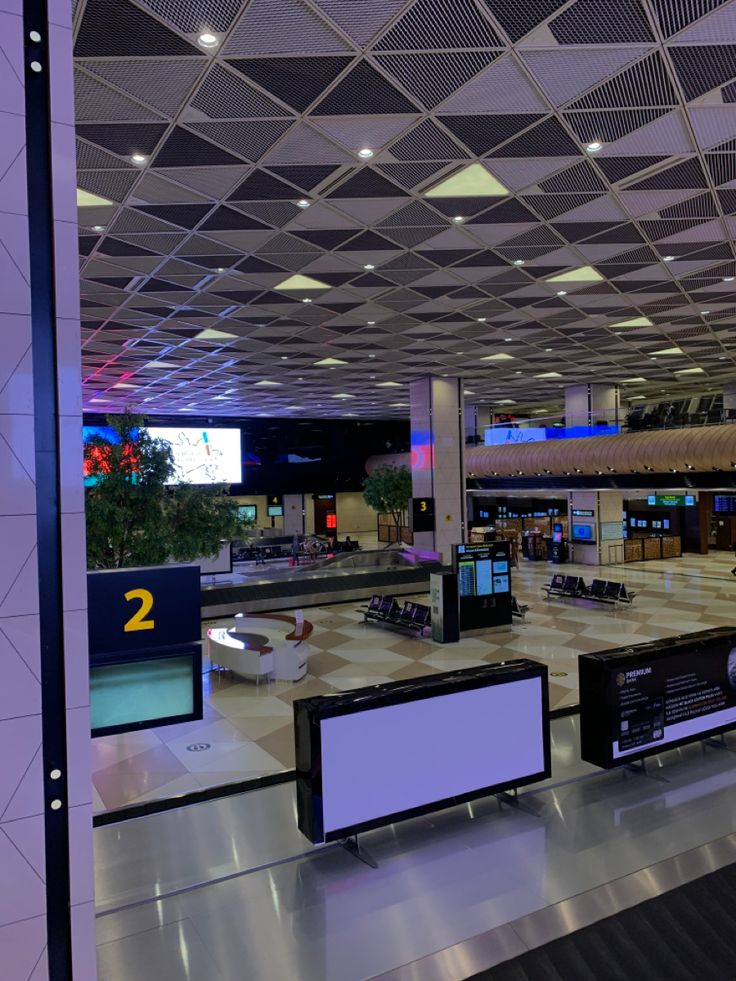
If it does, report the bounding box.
[283,494,305,536]
[565,383,620,430]
[723,381,736,418]
[568,491,624,566]
[0,2,95,979]
[410,377,466,562]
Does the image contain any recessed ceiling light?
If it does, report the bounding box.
[280,355,288,360]
[547,266,603,284]
[663,255,675,261]
[333,393,355,399]
[585,141,602,153]
[535,371,563,379]
[314,357,347,366]
[198,32,219,48]
[92,225,105,232]
[302,297,312,303]
[358,148,374,159]
[146,361,177,369]
[215,267,226,273]
[628,395,646,400]
[513,259,525,266]
[621,377,647,383]
[113,382,137,389]
[254,380,282,387]
[701,310,710,315]
[724,277,734,282]
[363,263,375,270]
[131,153,147,164]
[390,402,409,407]
[480,353,514,361]
[296,199,310,209]
[504,337,513,341]
[367,320,375,325]
[556,290,567,296]
[452,216,464,224]
[368,354,376,358]
[545,348,552,352]
[496,399,516,405]
[377,381,401,387]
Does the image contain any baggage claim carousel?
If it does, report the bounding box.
[200,549,442,618]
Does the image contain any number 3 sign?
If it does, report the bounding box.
[87,566,200,656]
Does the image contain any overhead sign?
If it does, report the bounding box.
[87,566,200,656]
[485,427,546,446]
[647,495,695,507]
[411,496,435,533]
[572,509,594,517]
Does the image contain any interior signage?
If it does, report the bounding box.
[411,496,435,533]
[572,509,594,517]
[646,495,695,507]
[580,627,736,769]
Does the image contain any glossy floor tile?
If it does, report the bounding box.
[95,716,736,981]
[91,551,736,813]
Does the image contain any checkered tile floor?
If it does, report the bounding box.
[91,551,736,813]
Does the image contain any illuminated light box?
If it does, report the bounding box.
[295,660,550,844]
[148,427,242,484]
[580,627,736,769]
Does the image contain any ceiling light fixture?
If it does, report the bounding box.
[296,199,310,209]
[367,320,375,325]
[724,277,734,282]
[513,259,525,266]
[585,141,602,153]
[92,225,105,232]
[363,263,375,270]
[198,32,219,48]
[131,153,147,164]
[452,216,464,224]
[663,255,675,262]
[302,297,312,303]
[556,290,567,296]
[358,148,374,159]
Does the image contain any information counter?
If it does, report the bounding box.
[295,659,550,844]
[580,627,736,768]
[623,535,681,562]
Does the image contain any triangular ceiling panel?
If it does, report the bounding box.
[224,0,353,55]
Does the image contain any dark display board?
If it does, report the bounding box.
[430,571,459,644]
[295,660,550,844]
[453,541,512,630]
[580,627,736,769]
[87,566,202,737]
[714,495,736,514]
[411,496,435,533]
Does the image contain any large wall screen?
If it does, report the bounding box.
[148,427,242,484]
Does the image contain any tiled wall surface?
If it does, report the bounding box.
[0,0,95,977]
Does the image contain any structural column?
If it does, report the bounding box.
[0,1,95,979]
[568,490,624,566]
[410,377,466,562]
[565,383,620,430]
[282,493,304,536]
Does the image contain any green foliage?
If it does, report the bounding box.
[84,414,251,569]
[362,464,412,543]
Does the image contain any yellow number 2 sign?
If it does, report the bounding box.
[124,588,156,632]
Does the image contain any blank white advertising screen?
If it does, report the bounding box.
[320,676,545,835]
[148,427,242,484]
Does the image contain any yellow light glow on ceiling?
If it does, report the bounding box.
[425,163,508,198]
[332,393,355,399]
[77,188,114,207]
[377,381,402,387]
[653,347,683,355]
[546,266,603,284]
[535,371,563,378]
[496,399,516,405]
[481,353,514,361]
[674,366,705,374]
[621,377,647,383]
[611,317,653,329]
[195,329,237,340]
[314,357,347,366]
[254,379,282,386]
[275,274,330,292]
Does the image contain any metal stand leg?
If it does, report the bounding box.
[495,787,544,817]
[704,733,733,752]
[623,758,670,783]
[340,835,378,869]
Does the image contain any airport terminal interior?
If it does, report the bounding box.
[6,1,736,979]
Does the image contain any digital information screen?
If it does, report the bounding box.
[267,504,284,517]
[238,505,257,522]
[91,649,199,733]
[148,427,242,484]
[295,660,550,843]
[580,628,736,769]
[456,543,511,597]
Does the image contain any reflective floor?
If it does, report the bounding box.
[95,716,736,980]
[91,550,736,813]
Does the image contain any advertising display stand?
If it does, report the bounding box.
[430,571,459,644]
[294,660,550,857]
[454,541,513,631]
[580,627,736,771]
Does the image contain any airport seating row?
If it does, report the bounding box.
[361,595,431,635]
[542,575,636,606]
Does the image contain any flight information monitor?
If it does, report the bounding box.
[453,541,512,630]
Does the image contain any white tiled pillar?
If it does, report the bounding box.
[569,490,624,567]
[0,0,95,978]
[564,384,620,429]
[410,377,466,563]
[283,494,304,535]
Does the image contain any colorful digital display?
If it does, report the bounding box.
[148,427,242,484]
